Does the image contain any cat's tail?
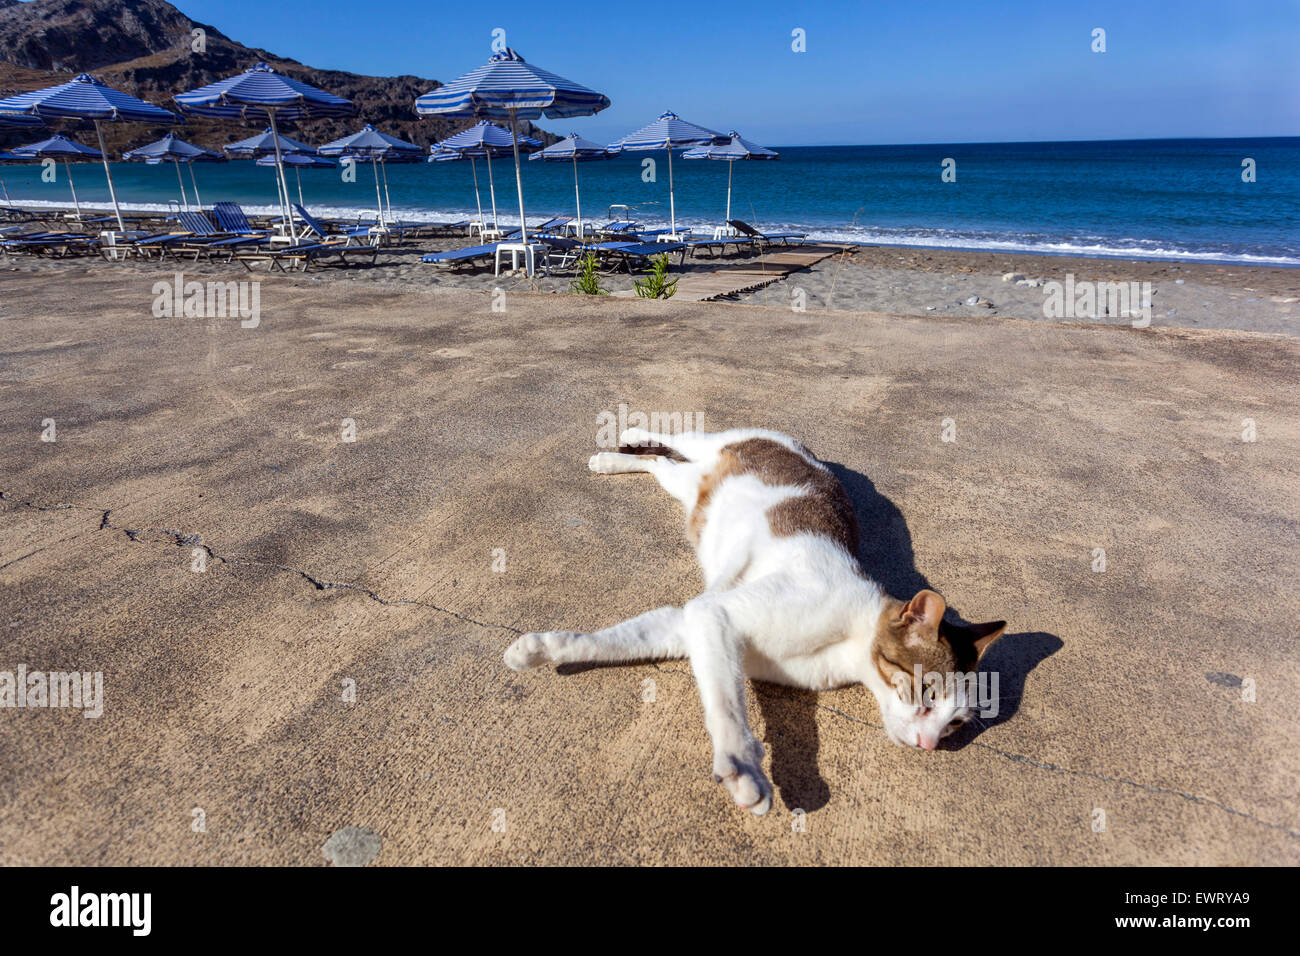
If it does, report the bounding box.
[617,440,687,462]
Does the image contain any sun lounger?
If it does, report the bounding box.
[1,232,98,257]
[590,240,687,273]
[291,204,376,246]
[233,239,380,273]
[685,236,754,258]
[420,243,501,269]
[725,219,806,247]
[597,220,642,238]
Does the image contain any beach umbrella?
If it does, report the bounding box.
[681,132,778,226]
[429,121,541,231]
[256,152,334,208]
[175,63,355,244]
[123,132,222,210]
[318,125,423,227]
[223,127,317,218]
[611,111,727,239]
[8,133,103,219]
[0,73,181,231]
[415,48,610,269]
[528,133,614,237]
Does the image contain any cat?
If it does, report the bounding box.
[504,427,1006,815]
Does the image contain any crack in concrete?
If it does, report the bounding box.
[3,491,1295,840]
[0,491,523,636]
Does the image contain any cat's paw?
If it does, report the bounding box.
[588,452,622,474]
[713,744,772,816]
[504,632,559,671]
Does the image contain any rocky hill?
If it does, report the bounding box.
[0,0,555,152]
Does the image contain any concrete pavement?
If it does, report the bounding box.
[0,266,1296,864]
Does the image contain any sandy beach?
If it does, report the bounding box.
[1,260,1297,866]
[8,240,1298,335]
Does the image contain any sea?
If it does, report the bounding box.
[3,136,1296,265]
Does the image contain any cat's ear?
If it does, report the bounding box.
[940,619,1007,663]
[901,589,946,628]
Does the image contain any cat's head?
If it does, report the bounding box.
[870,590,1005,750]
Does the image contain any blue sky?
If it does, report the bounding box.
[164,0,1299,145]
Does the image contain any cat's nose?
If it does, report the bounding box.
[916,733,937,750]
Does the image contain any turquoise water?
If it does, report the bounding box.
[3,137,1297,264]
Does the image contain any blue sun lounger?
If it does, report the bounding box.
[420,243,501,268]
[726,219,806,247]
[591,240,687,273]
[291,204,376,246]
[2,231,98,256]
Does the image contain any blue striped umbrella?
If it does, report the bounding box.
[415,49,609,263]
[0,73,180,231]
[222,126,318,229]
[10,134,103,218]
[429,121,541,231]
[611,111,727,239]
[123,133,222,210]
[176,63,355,243]
[318,125,424,226]
[681,132,779,225]
[527,134,614,237]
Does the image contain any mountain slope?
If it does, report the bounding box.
[0,0,554,152]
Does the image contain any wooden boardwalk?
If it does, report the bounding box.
[613,244,846,302]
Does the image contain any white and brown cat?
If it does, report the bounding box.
[505,427,1006,815]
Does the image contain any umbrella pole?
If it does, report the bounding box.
[189,163,202,208]
[486,152,498,231]
[93,120,125,232]
[267,109,296,245]
[509,108,529,262]
[295,167,304,207]
[372,160,383,227]
[381,160,394,224]
[726,160,733,224]
[65,161,82,219]
[175,159,188,210]
[573,154,582,238]
[470,156,484,228]
[667,146,676,238]
[0,171,10,208]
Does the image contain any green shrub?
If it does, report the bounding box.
[570,252,608,295]
[633,253,678,299]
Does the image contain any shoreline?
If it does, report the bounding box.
[7,235,1298,336]
[5,198,1298,269]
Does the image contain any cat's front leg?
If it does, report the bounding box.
[682,598,773,816]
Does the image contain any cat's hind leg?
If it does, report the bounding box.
[504,606,686,671]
